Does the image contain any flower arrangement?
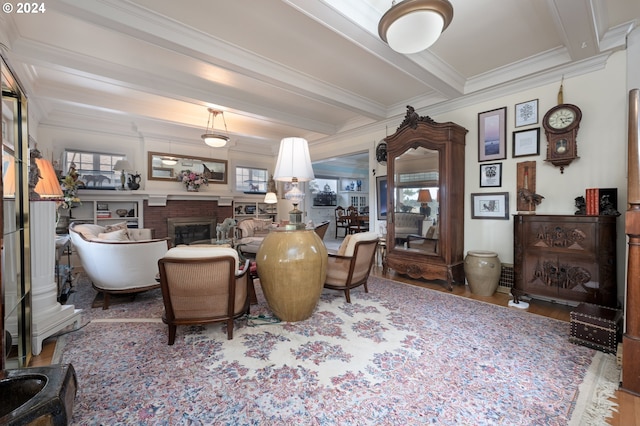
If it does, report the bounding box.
[177,170,208,190]
[59,164,81,210]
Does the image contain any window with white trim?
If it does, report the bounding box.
[235,166,268,193]
[63,150,125,189]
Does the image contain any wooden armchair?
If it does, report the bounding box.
[157,246,250,344]
[324,232,379,303]
[335,206,349,238]
[314,220,330,240]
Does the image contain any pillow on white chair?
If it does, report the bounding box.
[163,246,240,270]
[336,232,378,257]
[98,229,130,241]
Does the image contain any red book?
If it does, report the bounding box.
[586,188,599,215]
[585,188,596,215]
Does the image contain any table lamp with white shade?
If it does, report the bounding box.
[272,137,314,230]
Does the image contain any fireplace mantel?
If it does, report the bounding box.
[76,189,235,207]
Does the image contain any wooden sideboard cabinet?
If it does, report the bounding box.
[513,214,618,308]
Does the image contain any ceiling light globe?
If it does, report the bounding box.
[386,11,444,54]
[202,134,229,148]
[161,158,178,166]
[378,0,453,54]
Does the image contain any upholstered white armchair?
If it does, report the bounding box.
[69,222,170,309]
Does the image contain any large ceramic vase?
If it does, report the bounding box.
[256,229,328,322]
[464,250,502,296]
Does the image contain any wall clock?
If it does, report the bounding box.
[376,141,387,165]
[542,103,582,173]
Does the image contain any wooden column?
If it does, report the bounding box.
[623,88,640,396]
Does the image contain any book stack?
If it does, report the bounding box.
[585,188,617,215]
[96,209,112,219]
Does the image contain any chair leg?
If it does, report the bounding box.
[102,292,110,310]
[226,319,233,340]
[168,324,176,345]
[344,289,351,303]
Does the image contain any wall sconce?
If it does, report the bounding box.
[273,137,315,229]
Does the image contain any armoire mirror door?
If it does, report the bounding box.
[384,107,467,290]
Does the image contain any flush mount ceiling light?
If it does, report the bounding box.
[161,157,178,166]
[378,0,453,54]
[201,107,230,148]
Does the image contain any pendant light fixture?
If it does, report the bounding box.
[161,157,178,166]
[378,0,453,54]
[201,107,230,148]
[162,140,178,165]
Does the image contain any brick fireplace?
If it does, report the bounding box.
[143,199,233,244]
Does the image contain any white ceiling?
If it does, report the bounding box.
[1,0,638,156]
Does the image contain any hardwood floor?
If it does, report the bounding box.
[29,265,639,425]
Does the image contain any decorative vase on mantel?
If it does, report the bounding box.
[187,184,198,192]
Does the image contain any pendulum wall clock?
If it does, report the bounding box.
[542,103,582,173]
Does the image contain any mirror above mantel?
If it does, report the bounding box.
[147,151,228,184]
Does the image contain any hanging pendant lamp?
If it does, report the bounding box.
[201,108,230,148]
[378,0,453,54]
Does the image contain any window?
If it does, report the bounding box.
[235,166,268,193]
[63,149,125,189]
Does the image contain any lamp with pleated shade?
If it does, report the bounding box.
[418,189,432,217]
[34,158,64,199]
[273,137,314,229]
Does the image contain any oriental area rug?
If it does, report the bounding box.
[55,275,619,425]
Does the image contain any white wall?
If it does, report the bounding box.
[34,39,634,301]
[440,51,628,267]
[309,49,629,300]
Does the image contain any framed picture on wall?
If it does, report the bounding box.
[478,107,507,162]
[512,128,540,157]
[471,192,509,219]
[376,176,387,220]
[479,163,502,187]
[515,99,538,127]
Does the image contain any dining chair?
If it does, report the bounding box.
[335,206,349,238]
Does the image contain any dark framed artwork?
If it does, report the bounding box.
[479,163,502,188]
[478,107,507,162]
[512,128,540,158]
[471,192,509,219]
[515,99,538,127]
[376,176,388,220]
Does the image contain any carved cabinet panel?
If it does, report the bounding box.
[513,214,617,307]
